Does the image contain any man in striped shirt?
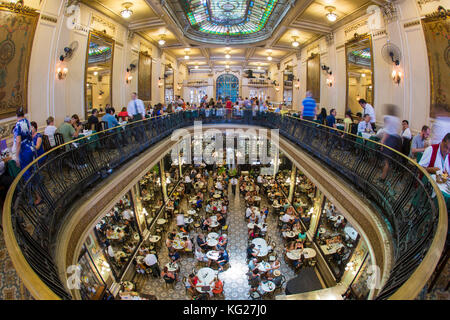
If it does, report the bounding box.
[301,91,317,121]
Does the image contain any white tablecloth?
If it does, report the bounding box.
[252,238,269,257]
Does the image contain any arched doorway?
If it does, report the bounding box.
[216,74,239,102]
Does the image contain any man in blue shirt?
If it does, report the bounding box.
[326,109,337,128]
[301,91,317,121]
[102,107,119,129]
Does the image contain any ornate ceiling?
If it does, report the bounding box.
[81,0,381,70]
[163,0,292,44]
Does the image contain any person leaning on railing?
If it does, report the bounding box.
[300,91,318,121]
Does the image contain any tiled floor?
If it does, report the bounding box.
[137,178,297,300]
[0,228,33,300]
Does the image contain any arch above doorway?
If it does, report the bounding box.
[216,74,239,102]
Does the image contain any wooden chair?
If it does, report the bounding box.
[54,132,65,146]
[42,134,52,152]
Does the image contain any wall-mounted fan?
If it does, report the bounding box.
[127,59,138,73]
[60,41,79,62]
[381,40,401,66]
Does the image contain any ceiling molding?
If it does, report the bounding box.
[128,17,166,31]
[289,20,331,35]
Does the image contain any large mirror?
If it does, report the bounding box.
[85,31,115,119]
[283,65,293,108]
[164,64,174,104]
[346,34,373,115]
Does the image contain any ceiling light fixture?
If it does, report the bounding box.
[184,48,190,60]
[325,6,337,22]
[291,36,299,47]
[158,34,166,46]
[120,2,133,19]
[267,49,273,61]
[225,54,231,59]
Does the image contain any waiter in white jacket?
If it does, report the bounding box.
[127,92,146,142]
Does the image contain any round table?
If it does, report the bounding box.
[318,227,326,234]
[260,281,276,293]
[149,235,161,243]
[133,233,140,241]
[284,231,296,238]
[206,250,220,261]
[185,217,194,224]
[286,248,315,260]
[188,210,196,215]
[196,267,216,292]
[207,238,218,247]
[252,238,269,257]
[257,261,271,272]
[172,239,185,250]
[157,218,167,225]
[165,262,179,272]
[208,232,219,240]
[213,194,221,199]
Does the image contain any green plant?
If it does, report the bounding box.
[228,168,237,177]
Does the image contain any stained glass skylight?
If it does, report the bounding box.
[181,0,278,35]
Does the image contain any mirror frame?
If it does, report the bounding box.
[345,33,374,115]
[84,30,115,120]
[282,66,293,108]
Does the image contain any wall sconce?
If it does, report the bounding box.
[326,74,334,87]
[294,78,300,89]
[56,61,68,80]
[158,77,163,87]
[392,66,402,85]
[126,73,133,84]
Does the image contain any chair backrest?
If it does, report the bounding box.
[42,134,52,152]
[54,132,65,146]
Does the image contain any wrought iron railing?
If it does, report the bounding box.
[2,109,447,300]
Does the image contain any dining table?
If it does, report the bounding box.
[206,250,220,261]
[286,248,317,260]
[172,239,185,250]
[256,261,271,272]
[320,242,345,255]
[208,232,219,240]
[260,281,276,293]
[252,238,269,257]
[165,262,179,272]
[149,235,161,243]
[196,267,216,292]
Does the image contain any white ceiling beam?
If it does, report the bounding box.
[289,20,332,35]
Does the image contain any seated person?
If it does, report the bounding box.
[298,231,307,243]
[217,234,228,250]
[196,234,208,250]
[168,248,180,263]
[248,258,258,272]
[270,270,283,287]
[357,114,375,135]
[186,273,199,295]
[217,249,229,272]
[292,253,305,269]
[183,237,193,252]
[247,244,259,260]
[248,269,261,292]
[211,277,224,295]
[270,259,281,273]
[201,217,212,231]
[195,247,209,263]
[161,266,176,283]
[418,133,450,174]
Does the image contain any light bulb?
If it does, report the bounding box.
[184,55,189,60]
[292,41,299,47]
[326,12,337,22]
[267,56,272,61]
[195,65,199,69]
[225,54,231,59]
[121,9,133,19]
[158,39,165,45]
[258,66,261,70]
[361,73,366,77]
[94,71,98,76]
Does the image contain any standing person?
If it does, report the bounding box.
[44,116,57,147]
[243,97,252,124]
[127,92,146,142]
[13,108,41,204]
[143,252,161,278]
[409,125,431,159]
[301,91,317,121]
[358,99,376,131]
[30,121,45,164]
[230,176,238,195]
[225,97,233,121]
[379,104,402,181]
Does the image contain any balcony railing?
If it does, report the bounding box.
[2,109,447,299]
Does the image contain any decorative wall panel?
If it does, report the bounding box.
[0,3,39,119]
[138,52,152,102]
